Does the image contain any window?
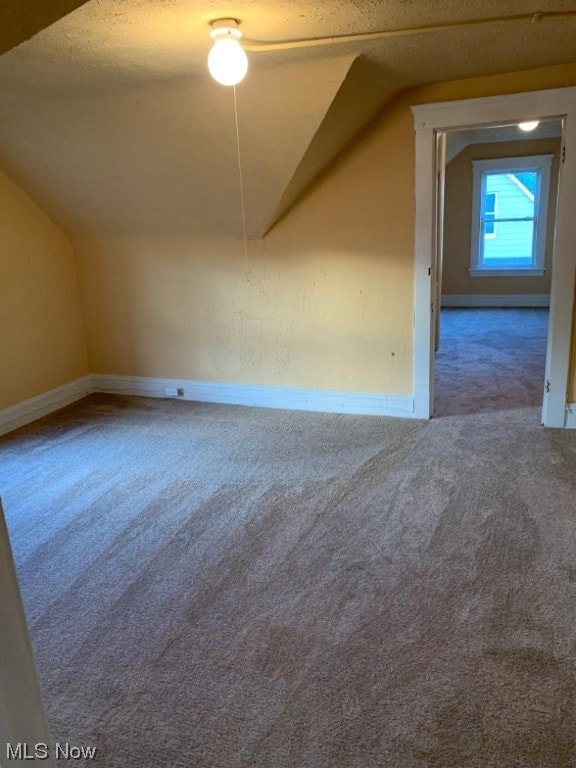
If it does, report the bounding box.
[470,154,554,276]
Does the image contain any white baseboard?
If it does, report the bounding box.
[441,294,550,308]
[0,375,93,438]
[565,404,576,429]
[92,375,416,419]
[3,374,575,431]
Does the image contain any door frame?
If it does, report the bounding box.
[412,87,576,426]
[0,499,56,766]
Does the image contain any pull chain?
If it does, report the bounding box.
[233,84,249,263]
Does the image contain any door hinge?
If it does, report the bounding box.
[545,379,551,393]
[428,267,432,276]
[562,146,566,163]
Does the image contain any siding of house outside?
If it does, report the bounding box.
[482,172,535,264]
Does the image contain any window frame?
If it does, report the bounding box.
[470,154,554,277]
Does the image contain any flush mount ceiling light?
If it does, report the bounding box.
[208,19,248,86]
[518,120,540,132]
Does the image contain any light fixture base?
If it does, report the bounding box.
[209,18,242,39]
[210,18,240,29]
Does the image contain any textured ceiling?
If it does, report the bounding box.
[2,0,576,91]
[1,1,576,237]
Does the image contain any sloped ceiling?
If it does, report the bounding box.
[0,0,89,57]
[0,54,363,237]
[1,1,576,238]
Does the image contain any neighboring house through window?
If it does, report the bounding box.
[470,154,554,276]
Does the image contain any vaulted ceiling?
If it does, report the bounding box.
[1,1,576,238]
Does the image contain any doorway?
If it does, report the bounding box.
[412,87,576,427]
[434,118,563,416]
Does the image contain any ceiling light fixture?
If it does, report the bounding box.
[208,19,248,86]
[518,120,540,132]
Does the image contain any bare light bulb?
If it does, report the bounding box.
[208,23,248,86]
[518,121,540,132]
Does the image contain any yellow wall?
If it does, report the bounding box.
[72,62,576,400]
[0,169,88,410]
[443,138,561,297]
[76,97,414,394]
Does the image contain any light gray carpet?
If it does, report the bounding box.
[1,385,576,766]
[434,308,549,416]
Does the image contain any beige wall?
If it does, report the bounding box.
[443,138,561,296]
[0,169,88,410]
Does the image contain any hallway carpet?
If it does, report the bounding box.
[434,308,549,417]
[1,387,576,767]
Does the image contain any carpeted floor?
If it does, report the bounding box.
[434,308,549,417]
[1,313,576,766]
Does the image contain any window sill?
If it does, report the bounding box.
[469,268,546,277]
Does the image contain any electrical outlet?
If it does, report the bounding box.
[177,387,185,397]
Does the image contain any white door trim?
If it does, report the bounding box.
[412,87,576,426]
[0,499,56,767]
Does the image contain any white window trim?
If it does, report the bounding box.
[470,154,553,277]
[469,268,546,277]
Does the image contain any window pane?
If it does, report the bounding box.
[484,171,536,220]
[484,191,496,235]
[512,171,538,196]
[472,157,550,274]
[481,219,535,266]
